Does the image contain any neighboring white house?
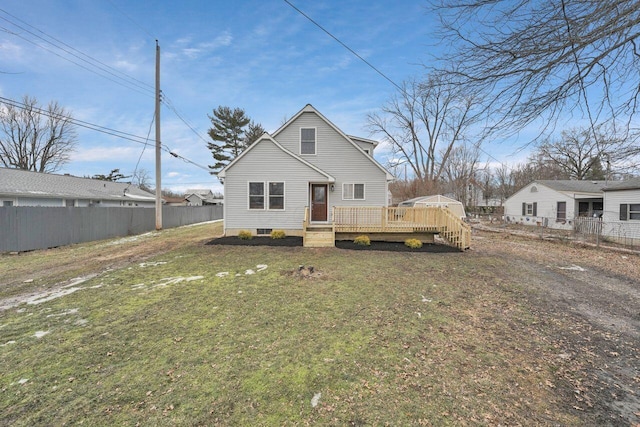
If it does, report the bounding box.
[217,104,393,236]
[398,194,467,219]
[0,167,156,207]
[503,180,606,229]
[601,178,640,245]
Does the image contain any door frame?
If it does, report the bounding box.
[310,183,328,223]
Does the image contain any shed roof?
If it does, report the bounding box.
[0,167,155,201]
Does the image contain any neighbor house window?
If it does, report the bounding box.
[3,200,13,206]
[249,182,265,209]
[620,203,640,220]
[556,201,566,221]
[268,182,285,210]
[343,183,365,200]
[522,202,537,216]
[300,128,316,155]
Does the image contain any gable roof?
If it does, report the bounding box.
[602,177,640,191]
[0,167,155,201]
[217,132,335,182]
[272,104,393,180]
[534,180,608,194]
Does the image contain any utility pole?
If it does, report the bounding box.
[155,40,162,230]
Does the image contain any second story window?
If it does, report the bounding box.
[300,128,316,155]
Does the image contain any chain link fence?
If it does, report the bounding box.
[473,214,640,251]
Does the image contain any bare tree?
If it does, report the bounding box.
[430,0,640,142]
[441,142,480,206]
[367,75,479,187]
[494,163,514,202]
[131,168,152,192]
[0,96,77,172]
[535,127,627,180]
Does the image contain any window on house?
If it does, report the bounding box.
[2,200,13,206]
[268,182,284,210]
[556,201,566,221]
[249,182,265,209]
[522,202,537,216]
[343,183,365,200]
[620,204,640,220]
[300,128,316,155]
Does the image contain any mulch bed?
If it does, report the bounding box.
[206,236,461,253]
[206,236,303,247]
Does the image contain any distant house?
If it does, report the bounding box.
[163,196,188,206]
[217,104,393,237]
[504,180,606,229]
[0,167,156,207]
[185,189,223,206]
[601,178,640,245]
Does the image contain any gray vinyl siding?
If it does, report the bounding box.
[224,139,328,231]
[274,112,388,208]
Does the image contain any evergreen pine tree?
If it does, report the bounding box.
[207,106,252,173]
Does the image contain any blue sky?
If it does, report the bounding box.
[1,0,523,194]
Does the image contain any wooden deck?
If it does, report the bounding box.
[303,206,471,250]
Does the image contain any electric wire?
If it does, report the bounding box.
[0,95,212,173]
[0,9,155,97]
[282,0,510,174]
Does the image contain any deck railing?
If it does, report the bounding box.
[332,206,471,249]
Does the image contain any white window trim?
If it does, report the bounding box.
[525,203,534,216]
[268,181,286,211]
[247,181,286,210]
[342,183,366,201]
[300,127,317,156]
[248,181,266,210]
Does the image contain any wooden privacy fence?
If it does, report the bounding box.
[0,205,223,252]
[332,206,471,249]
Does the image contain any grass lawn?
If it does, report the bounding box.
[1,222,581,425]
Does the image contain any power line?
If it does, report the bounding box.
[0,8,155,97]
[0,95,211,172]
[282,0,510,172]
[283,0,404,95]
[105,0,156,40]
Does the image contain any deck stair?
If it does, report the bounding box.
[303,224,335,247]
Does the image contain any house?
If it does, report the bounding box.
[217,104,393,237]
[184,189,223,206]
[503,180,606,229]
[398,194,467,219]
[601,178,640,245]
[0,167,156,207]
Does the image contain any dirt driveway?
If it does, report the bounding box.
[1,222,638,425]
[473,227,640,425]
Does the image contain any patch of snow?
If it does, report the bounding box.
[256,264,268,271]
[421,295,432,303]
[28,287,82,305]
[558,265,586,272]
[311,392,321,408]
[75,319,88,326]
[18,378,29,385]
[216,272,229,278]
[139,261,167,268]
[1,340,16,346]
[245,269,255,275]
[34,330,50,338]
